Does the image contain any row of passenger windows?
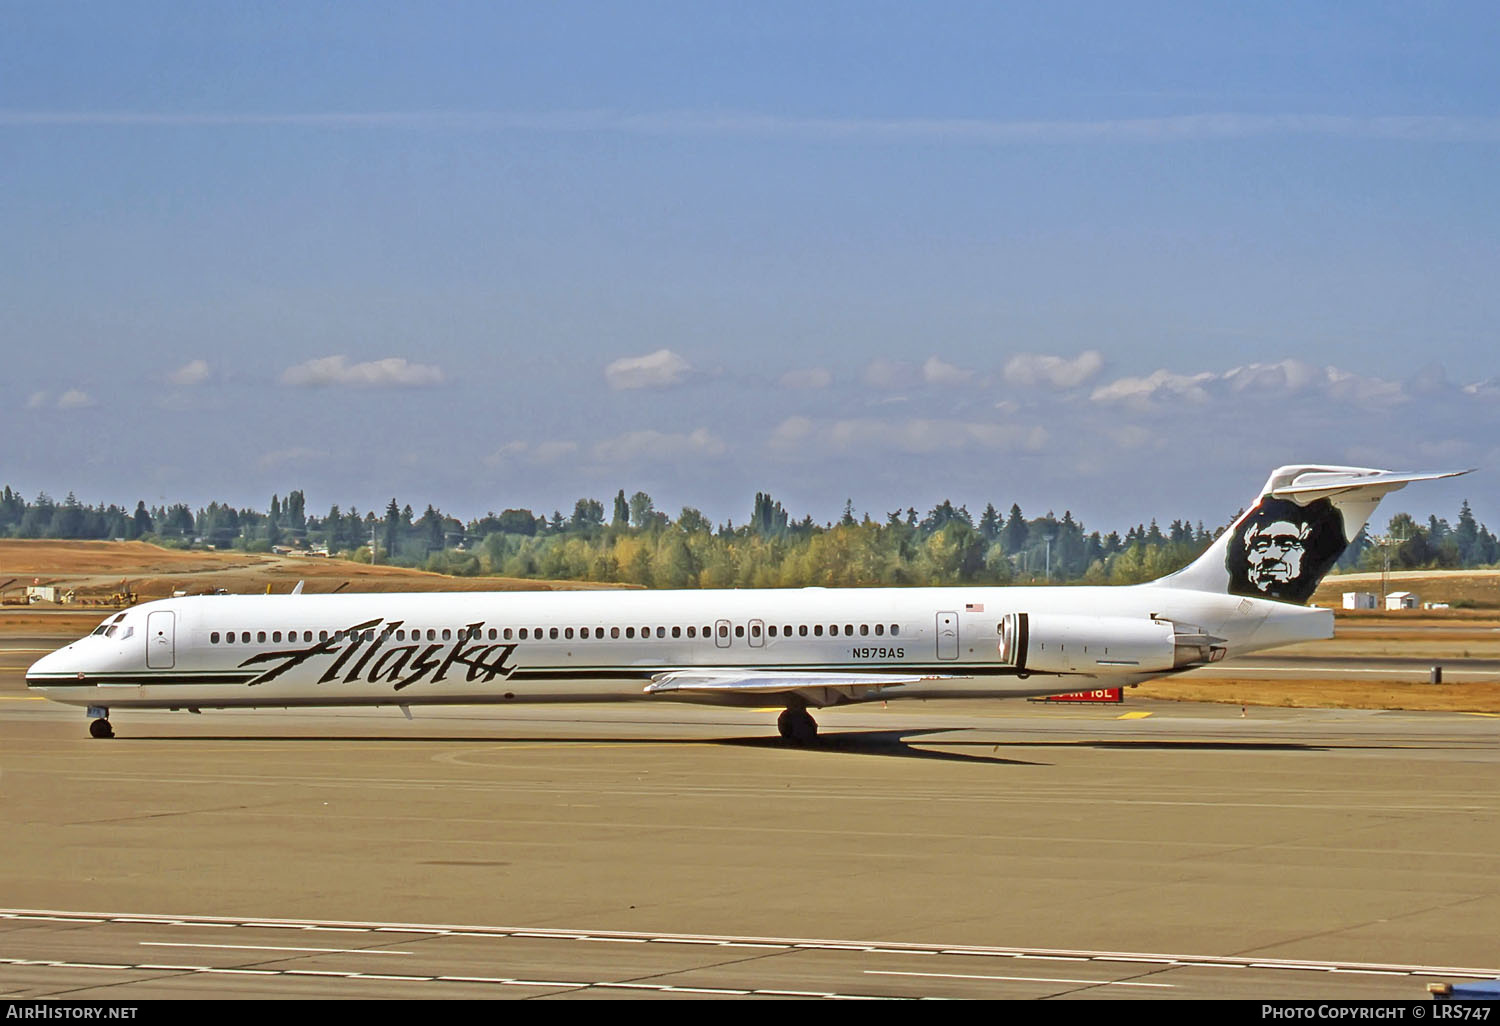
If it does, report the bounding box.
[207,622,902,645]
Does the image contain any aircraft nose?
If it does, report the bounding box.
[26,645,78,689]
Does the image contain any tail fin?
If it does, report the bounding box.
[1150,465,1471,604]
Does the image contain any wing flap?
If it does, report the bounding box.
[645,669,949,697]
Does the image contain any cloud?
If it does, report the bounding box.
[1219,359,1324,394]
[605,349,692,390]
[25,389,95,409]
[487,440,580,468]
[778,367,832,390]
[168,359,211,386]
[1004,350,1104,390]
[1090,370,1222,409]
[770,416,1046,456]
[592,428,726,463]
[768,416,815,449]
[280,355,444,388]
[862,358,911,389]
[922,356,974,387]
[1090,359,1416,412]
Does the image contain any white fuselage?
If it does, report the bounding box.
[26,584,1332,712]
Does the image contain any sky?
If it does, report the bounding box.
[3,2,1498,536]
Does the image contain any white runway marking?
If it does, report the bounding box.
[4,907,1498,983]
[867,969,1172,988]
[141,941,414,955]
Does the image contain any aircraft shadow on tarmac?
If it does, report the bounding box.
[123,728,1045,764]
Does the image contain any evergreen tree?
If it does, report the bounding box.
[1001,503,1028,555]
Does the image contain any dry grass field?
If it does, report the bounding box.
[5,539,1499,713]
[0,538,628,603]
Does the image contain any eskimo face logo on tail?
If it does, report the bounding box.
[1225,496,1347,604]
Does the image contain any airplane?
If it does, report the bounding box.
[26,464,1468,742]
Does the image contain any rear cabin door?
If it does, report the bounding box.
[147,611,176,669]
[936,611,959,660]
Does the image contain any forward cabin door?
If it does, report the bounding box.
[147,611,176,669]
[936,611,959,660]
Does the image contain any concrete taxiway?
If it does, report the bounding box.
[2,637,1498,1000]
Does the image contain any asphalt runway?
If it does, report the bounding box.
[3,637,1499,1001]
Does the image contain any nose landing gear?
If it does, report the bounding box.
[86,706,114,739]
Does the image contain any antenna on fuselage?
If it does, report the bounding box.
[291,580,305,595]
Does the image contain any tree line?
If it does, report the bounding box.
[2,485,1496,588]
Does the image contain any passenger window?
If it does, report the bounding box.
[672,626,681,638]
[565,627,574,640]
[211,632,220,643]
[242,632,251,643]
[814,625,823,637]
[626,627,636,639]
[768,625,777,638]
[686,626,695,638]
[611,627,620,639]
[799,625,808,637]
[750,623,761,638]
[318,631,328,642]
[891,624,900,636]
[735,625,744,638]
[875,624,884,636]
[656,626,665,639]
[257,631,266,643]
[860,624,869,636]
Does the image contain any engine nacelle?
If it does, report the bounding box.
[997,612,1225,675]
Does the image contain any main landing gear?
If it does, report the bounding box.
[777,706,819,746]
[87,706,114,739]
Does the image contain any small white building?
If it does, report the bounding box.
[1386,591,1419,610]
[1343,592,1378,610]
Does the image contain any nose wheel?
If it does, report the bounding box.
[86,707,114,739]
[777,707,819,745]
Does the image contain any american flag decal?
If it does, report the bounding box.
[965,602,984,613]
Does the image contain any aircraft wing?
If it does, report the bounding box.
[645,668,952,705]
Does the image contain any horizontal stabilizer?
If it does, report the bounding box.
[1271,467,1472,502]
